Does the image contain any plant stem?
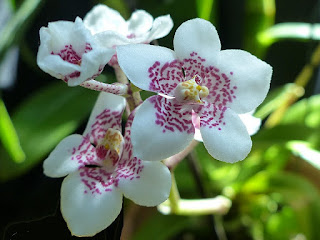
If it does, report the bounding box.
[80,80,128,95]
[113,65,143,114]
[163,139,199,170]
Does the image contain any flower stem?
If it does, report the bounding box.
[113,65,143,113]
[164,139,199,170]
[158,194,231,216]
[168,173,180,213]
[80,79,128,95]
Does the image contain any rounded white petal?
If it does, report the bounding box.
[216,49,272,113]
[83,92,126,145]
[131,95,194,161]
[37,17,113,86]
[83,4,127,35]
[200,108,252,163]
[119,161,171,206]
[94,31,131,48]
[117,44,179,94]
[61,171,123,237]
[127,10,153,36]
[145,14,174,42]
[174,18,221,62]
[238,111,261,136]
[37,22,80,78]
[43,134,95,178]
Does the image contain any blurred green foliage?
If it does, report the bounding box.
[1,0,320,239]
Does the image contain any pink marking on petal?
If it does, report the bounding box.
[89,109,123,146]
[127,33,136,39]
[70,137,98,167]
[148,60,184,95]
[51,43,106,83]
[150,96,194,134]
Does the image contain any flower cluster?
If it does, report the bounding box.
[38,4,272,237]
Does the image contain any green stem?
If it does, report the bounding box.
[0,98,25,163]
[158,194,232,216]
[113,65,142,114]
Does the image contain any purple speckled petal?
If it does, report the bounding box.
[83,93,126,146]
[214,49,272,113]
[117,44,183,96]
[130,95,194,162]
[199,104,252,163]
[61,170,123,237]
[43,134,98,178]
[37,17,114,86]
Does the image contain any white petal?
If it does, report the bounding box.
[119,110,172,208]
[216,49,272,113]
[127,10,153,36]
[83,4,127,35]
[94,31,131,48]
[238,111,261,136]
[145,14,174,42]
[119,161,171,206]
[37,22,81,78]
[200,106,252,163]
[131,95,194,161]
[37,17,113,86]
[83,92,126,145]
[43,135,97,177]
[117,44,182,95]
[61,171,123,237]
[174,18,221,62]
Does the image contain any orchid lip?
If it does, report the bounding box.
[95,128,124,171]
[174,75,209,104]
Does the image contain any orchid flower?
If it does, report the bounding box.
[84,4,173,47]
[83,4,173,66]
[117,18,272,163]
[193,111,261,142]
[43,93,171,237]
[37,17,114,87]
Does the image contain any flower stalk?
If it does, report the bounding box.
[80,79,128,95]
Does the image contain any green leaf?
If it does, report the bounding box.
[0,0,43,61]
[281,94,320,128]
[0,98,25,163]
[252,124,317,146]
[0,82,98,182]
[258,22,320,46]
[196,0,216,23]
[255,83,304,119]
[132,212,194,240]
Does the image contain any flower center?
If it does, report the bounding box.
[174,75,209,104]
[96,128,124,171]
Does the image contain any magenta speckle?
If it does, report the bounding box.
[147,51,238,131]
[79,113,146,196]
